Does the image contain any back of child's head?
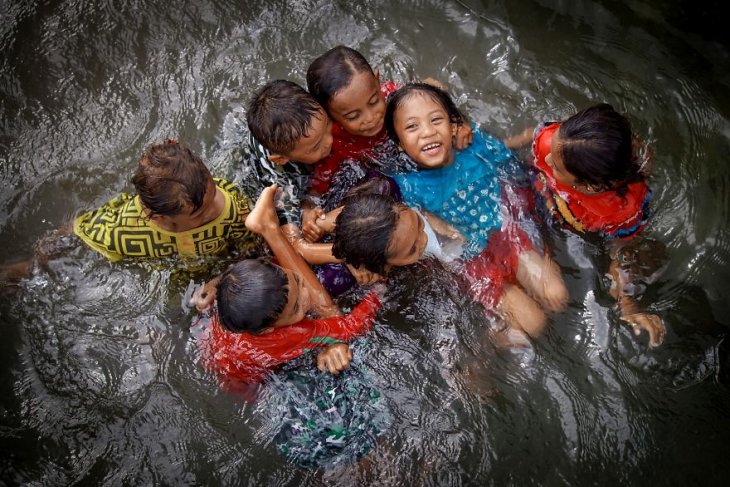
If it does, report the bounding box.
[216,259,289,334]
[558,103,638,189]
[332,193,402,275]
[306,45,374,110]
[384,82,465,144]
[132,141,211,217]
[247,80,323,154]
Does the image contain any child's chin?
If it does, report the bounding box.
[418,158,449,169]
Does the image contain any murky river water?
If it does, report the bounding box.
[1,0,729,484]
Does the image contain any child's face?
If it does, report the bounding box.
[386,208,428,267]
[393,93,457,169]
[286,109,334,165]
[546,133,579,187]
[327,70,385,138]
[272,268,312,326]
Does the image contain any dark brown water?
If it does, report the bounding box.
[1,0,729,484]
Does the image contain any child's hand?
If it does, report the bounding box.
[301,206,327,242]
[316,343,352,375]
[454,123,474,150]
[190,278,219,312]
[424,212,465,243]
[0,260,33,286]
[421,77,447,91]
[503,127,535,150]
[621,312,665,348]
[345,263,383,285]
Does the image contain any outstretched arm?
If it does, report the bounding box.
[608,244,666,348]
[423,211,465,243]
[0,223,73,286]
[247,185,338,317]
[504,127,535,150]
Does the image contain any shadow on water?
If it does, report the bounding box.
[1,0,730,485]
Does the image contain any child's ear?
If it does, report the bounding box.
[148,214,165,225]
[268,153,290,166]
[451,123,458,137]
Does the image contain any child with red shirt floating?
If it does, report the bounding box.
[509,103,666,347]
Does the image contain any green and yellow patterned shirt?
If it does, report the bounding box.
[73,178,257,261]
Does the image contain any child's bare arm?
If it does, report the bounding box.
[504,127,535,150]
[423,211,465,243]
[282,223,341,265]
[1,222,73,286]
[248,185,338,316]
[608,248,666,348]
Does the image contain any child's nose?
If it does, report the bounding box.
[421,123,437,137]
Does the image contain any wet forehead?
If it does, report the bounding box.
[330,71,379,111]
[396,93,444,122]
[296,110,328,148]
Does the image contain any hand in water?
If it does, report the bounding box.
[621,312,665,348]
[190,279,219,312]
[316,343,352,374]
[454,123,474,150]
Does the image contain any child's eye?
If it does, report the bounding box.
[367,95,379,106]
[405,123,418,131]
[432,116,444,124]
[345,113,359,121]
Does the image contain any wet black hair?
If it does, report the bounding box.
[246,80,324,155]
[332,193,404,275]
[132,141,210,217]
[385,82,465,145]
[306,45,374,110]
[216,259,289,334]
[558,103,641,194]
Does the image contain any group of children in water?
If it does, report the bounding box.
[2,45,666,400]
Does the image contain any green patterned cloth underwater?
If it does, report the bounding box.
[257,340,389,469]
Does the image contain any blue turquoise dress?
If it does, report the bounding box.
[391,128,516,258]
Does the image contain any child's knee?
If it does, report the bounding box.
[498,285,547,338]
[516,250,568,312]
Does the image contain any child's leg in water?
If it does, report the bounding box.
[496,284,546,340]
[515,249,568,313]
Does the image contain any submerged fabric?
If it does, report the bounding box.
[262,342,389,470]
[392,128,514,258]
[198,292,382,385]
[73,178,256,261]
[532,122,652,239]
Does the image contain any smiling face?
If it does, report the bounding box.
[272,268,312,327]
[283,109,334,165]
[385,208,428,268]
[392,92,457,169]
[327,70,385,138]
[545,132,579,187]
